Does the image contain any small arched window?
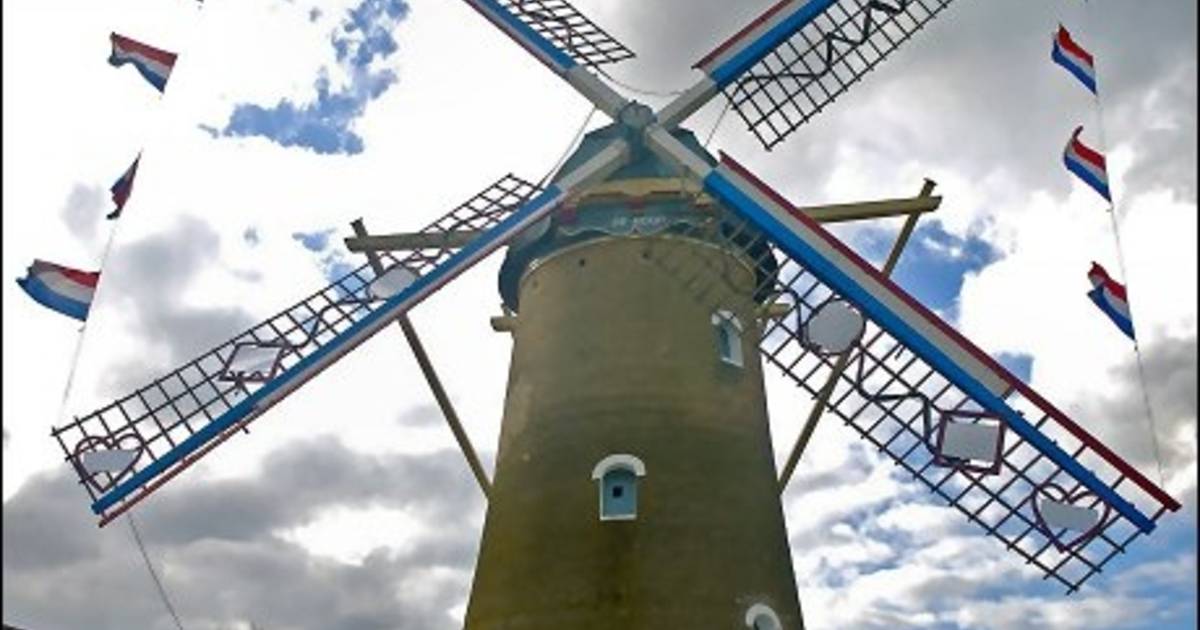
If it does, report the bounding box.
[712,310,744,368]
[591,454,646,521]
[744,603,782,630]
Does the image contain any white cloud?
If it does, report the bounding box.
[949,594,1155,630]
[280,504,428,564]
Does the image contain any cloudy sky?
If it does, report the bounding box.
[2,0,1196,628]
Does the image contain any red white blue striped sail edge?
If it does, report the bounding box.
[684,149,1168,533]
[78,140,628,519]
[1088,261,1135,340]
[1064,126,1112,202]
[109,33,177,93]
[693,0,837,88]
[1052,24,1097,94]
[16,260,99,322]
[108,155,140,220]
[88,184,567,515]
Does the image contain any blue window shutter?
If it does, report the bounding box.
[601,468,638,519]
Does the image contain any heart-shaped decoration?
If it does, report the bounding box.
[71,432,147,495]
[1030,482,1112,552]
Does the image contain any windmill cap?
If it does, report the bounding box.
[497,124,778,311]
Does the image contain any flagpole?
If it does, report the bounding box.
[1079,0,1168,489]
[54,322,91,426]
[48,8,209,630]
[53,217,124,429]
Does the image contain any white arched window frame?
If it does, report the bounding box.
[711,309,745,368]
[591,454,646,521]
[744,603,782,630]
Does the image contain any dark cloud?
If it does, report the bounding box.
[1116,61,1198,203]
[2,473,103,572]
[2,439,483,630]
[219,0,410,155]
[141,439,484,546]
[1078,333,1198,484]
[1081,1,1198,202]
[101,215,257,392]
[591,0,765,92]
[59,184,105,243]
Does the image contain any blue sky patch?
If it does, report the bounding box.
[216,0,409,155]
[323,257,365,299]
[292,228,336,252]
[993,351,1034,383]
[792,448,1196,629]
[291,226,366,299]
[851,219,1003,322]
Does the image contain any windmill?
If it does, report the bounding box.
[53,0,1181,627]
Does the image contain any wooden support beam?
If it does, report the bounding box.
[344,230,481,254]
[342,181,941,254]
[777,179,936,492]
[351,219,493,500]
[882,179,936,272]
[802,190,941,224]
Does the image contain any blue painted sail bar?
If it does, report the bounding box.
[92,184,568,514]
[705,0,839,88]
[701,164,1156,534]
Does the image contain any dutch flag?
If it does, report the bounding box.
[1064,126,1112,202]
[108,154,141,220]
[109,33,177,94]
[1052,24,1097,95]
[1087,261,1135,341]
[16,260,100,322]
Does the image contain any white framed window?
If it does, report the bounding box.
[711,309,744,368]
[591,454,646,521]
[744,603,782,630]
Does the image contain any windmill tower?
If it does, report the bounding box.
[465,124,803,627]
[52,1,1181,628]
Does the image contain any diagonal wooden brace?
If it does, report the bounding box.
[777,179,936,492]
[351,219,493,500]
